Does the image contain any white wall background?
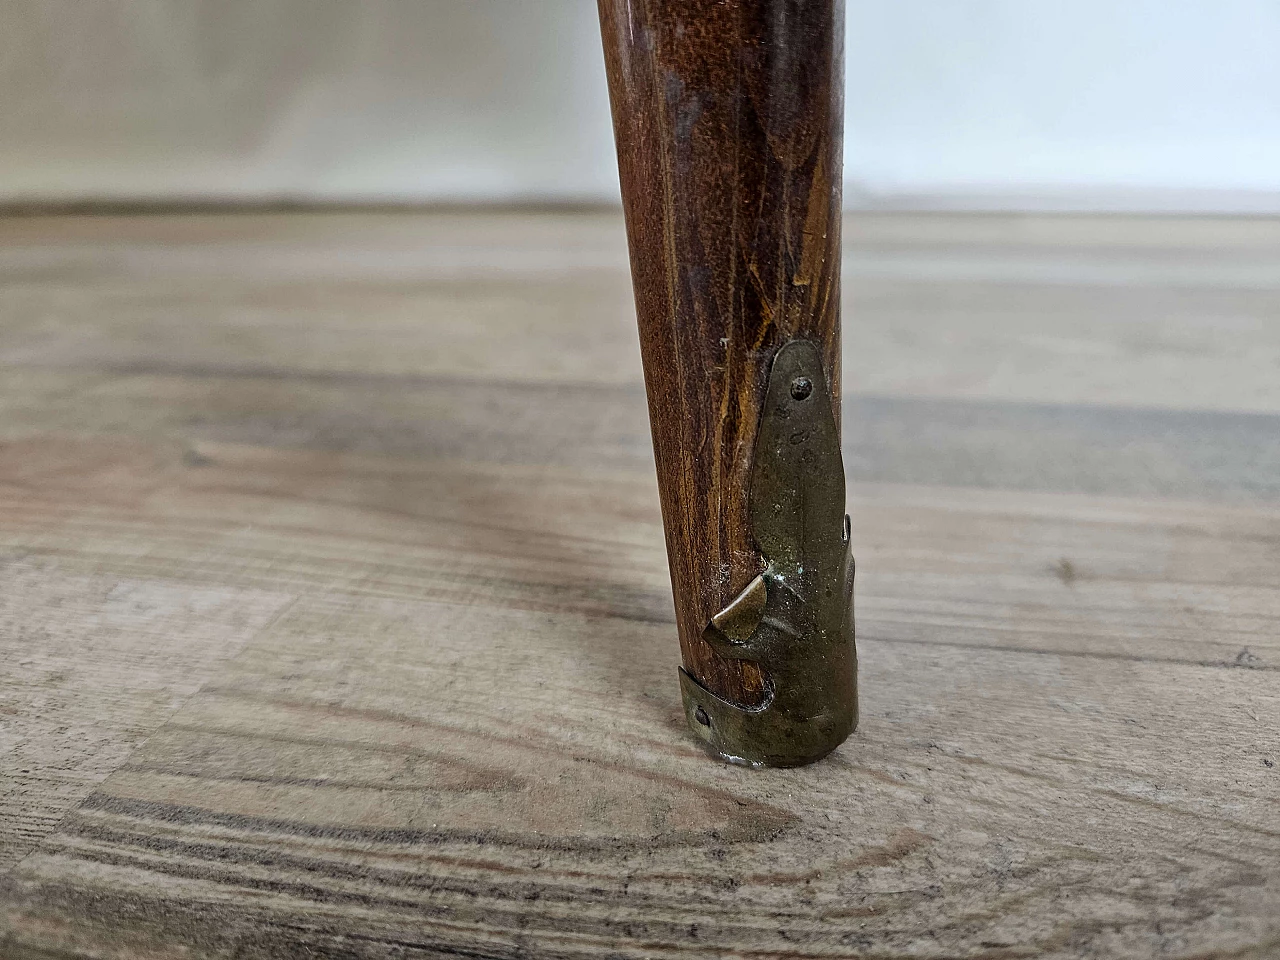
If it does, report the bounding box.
[3,0,1279,210]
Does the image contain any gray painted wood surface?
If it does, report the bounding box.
[1,211,1277,958]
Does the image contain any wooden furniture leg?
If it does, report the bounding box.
[597,0,855,766]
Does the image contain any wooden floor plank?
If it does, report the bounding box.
[0,563,293,873]
[1,211,1277,958]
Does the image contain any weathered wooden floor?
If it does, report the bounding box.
[1,210,1277,959]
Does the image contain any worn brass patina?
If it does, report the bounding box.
[679,339,857,767]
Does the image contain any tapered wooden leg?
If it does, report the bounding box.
[598,0,855,766]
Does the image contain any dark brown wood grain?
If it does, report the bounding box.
[598,0,845,707]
